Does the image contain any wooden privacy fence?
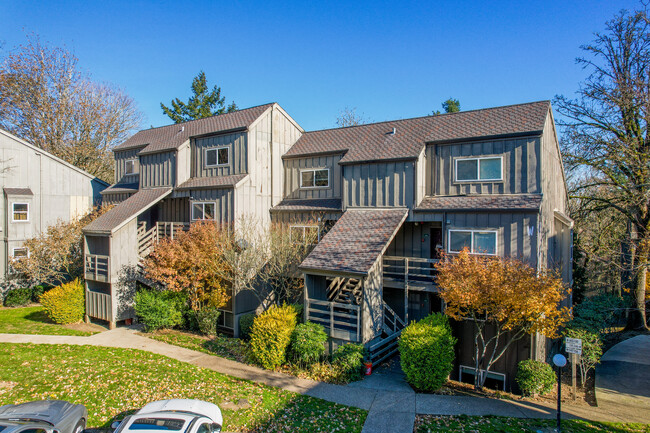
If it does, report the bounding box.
[86,290,112,322]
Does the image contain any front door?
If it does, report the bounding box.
[408,292,430,323]
[430,227,443,259]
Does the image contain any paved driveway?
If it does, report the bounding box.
[595,334,650,423]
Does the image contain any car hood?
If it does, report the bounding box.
[0,400,76,426]
[137,400,222,425]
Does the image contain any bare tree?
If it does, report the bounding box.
[0,35,143,182]
[335,107,370,127]
[555,8,650,329]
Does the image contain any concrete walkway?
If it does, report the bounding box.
[596,335,650,422]
[0,329,646,433]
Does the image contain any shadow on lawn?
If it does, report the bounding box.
[23,309,56,324]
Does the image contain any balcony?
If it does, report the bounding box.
[85,254,110,283]
[382,256,439,290]
[305,299,361,342]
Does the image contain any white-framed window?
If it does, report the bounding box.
[12,203,29,222]
[448,229,497,255]
[290,225,320,244]
[191,202,216,220]
[12,247,29,259]
[125,159,137,175]
[205,147,229,167]
[300,168,329,188]
[454,156,503,182]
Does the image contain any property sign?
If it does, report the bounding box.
[565,337,582,355]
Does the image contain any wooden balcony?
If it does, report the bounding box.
[137,222,190,258]
[382,256,439,290]
[305,299,361,342]
[86,290,112,322]
[85,254,110,282]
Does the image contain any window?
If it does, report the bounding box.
[129,418,185,431]
[191,202,216,220]
[290,225,320,244]
[125,159,137,175]
[455,156,502,182]
[12,203,29,222]
[448,229,497,255]
[12,248,28,259]
[205,147,229,167]
[300,168,329,188]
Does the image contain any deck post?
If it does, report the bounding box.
[404,258,409,324]
[330,303,334,335]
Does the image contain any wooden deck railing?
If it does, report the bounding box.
[156,221,190,241]
[86,290,112,322]
[382,256,439,287]
[137,222,190,258]
[305,299,361,342]
[84,254,110,282]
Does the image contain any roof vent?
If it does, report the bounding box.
[180,126,185,132]
[387,127,396,135]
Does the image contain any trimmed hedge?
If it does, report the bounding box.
[134,289,184,332]
[4,287,32,307]
[40,279,85,324]
[289,322,327,366]
[239,313,256,340]
[250,304,297,369]
[194,307,221,336]
[516,359,556,396]
[399,312,456,391]
[332,343,366,382]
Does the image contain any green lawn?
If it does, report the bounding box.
[145,329,249,363]
[0,343,366,432]
[0,306,95,336]
[415,415,650,433]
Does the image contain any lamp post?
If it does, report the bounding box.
[552,354,567,433]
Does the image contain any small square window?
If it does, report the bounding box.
[456,159,478,181]
[479,158,501,180]
[13,248,29,259]
[125,159,137,175]
[192,202,217,220]
[300,169,329,188]
[206,147,229,167]
[449,230,472,252]
[290,225,320,244]
[12,203,29,222]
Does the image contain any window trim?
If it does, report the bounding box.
[12,247,29,259]
[299,168,330,189]
[124,159,137,175]
[454,156,503,182]
[289,224,321,244]
[191,201,217,221]
[11,202,29,222]
[205,146,230,167]
[447,229,498,255]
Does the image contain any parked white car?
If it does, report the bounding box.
[0,400,87,433]
[112,400,222,433]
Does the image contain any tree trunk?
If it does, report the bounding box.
[626,255,649,330]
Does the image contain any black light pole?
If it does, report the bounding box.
[552,354,567,433]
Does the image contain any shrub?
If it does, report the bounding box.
[250,304,297,369]
[399,312,456,392]
[332,343,367,382]
[134,289,184,332]
[4,287,32,307]
[40,279,85,324]
[290,303,304,322]
[289,322,327,366]
[194,307,221,336]
[564,326,603,385]
[572,293,625,333]
[516,360,556,396]
[239,313,256,340]
[31,284,51,302]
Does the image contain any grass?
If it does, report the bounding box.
[0,306,95,336]
[0,343,366,432]
[415,415,650,432]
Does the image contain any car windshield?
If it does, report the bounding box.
[129,418,186,431]
[0,425,7,432]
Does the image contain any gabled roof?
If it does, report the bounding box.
[284,101,550,164]
[114,103,275,155]
[300,208,408,276]
[270,198,342,213]
[84,187,172,234]
[176,174,248,190]
[101,182,140,195]
[415,194,543,212]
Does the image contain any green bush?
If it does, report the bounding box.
[250,304,297,369]
[289,322,327,366]
[290,303,304,322]
[134,289,184,332]
[573,293,625,333]
[332,343,367,382]
[4,287,32,307]
[239,313,256,340]
[516,360,556,396]
[564,326,603,384]
[194,307,221,336]
[40,279,85,324]
[399,312,456,391]
[31,284,47,302]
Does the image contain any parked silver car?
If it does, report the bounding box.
[0,400,87,433]
[112,400,222,433]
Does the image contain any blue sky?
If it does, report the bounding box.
[0,0,639,131]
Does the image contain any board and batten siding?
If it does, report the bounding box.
[271,108,303,206]
[114,148,141,184]
[385,222,441,259]
[283,155,343,200]
[109,218,139,321]
[192,132,247,177]
[139,151,176,188]
[427,136,541,196]
[158,198,190,222]
[362,259,383,343]
[344,161,415,208]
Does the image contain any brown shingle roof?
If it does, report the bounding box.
[3,187,33,196]
[114,104,274,155]
[285,101,550,164]
[415,194,543,211]
[176,175,248,190]
[300,208,408,276]
[271,198,342,212]
[84,187,172,234]
[101,183,139,194]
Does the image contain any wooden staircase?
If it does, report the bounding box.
[327,277,363,305]
[367,301,407,366]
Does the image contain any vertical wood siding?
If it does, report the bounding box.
[427,136,541,196]
[140,151,176,187]
[385,222,440,258]
[114,148,141,184]
[192,132,247,177]
[189,188,234,223]
[272,109,303,205]
[362,259,383,343]
[158,198,190,222]
[344,161,415,208]
[283,154,343,200]
[109,218,139,321]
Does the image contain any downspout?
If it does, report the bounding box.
[269,106,274,208]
